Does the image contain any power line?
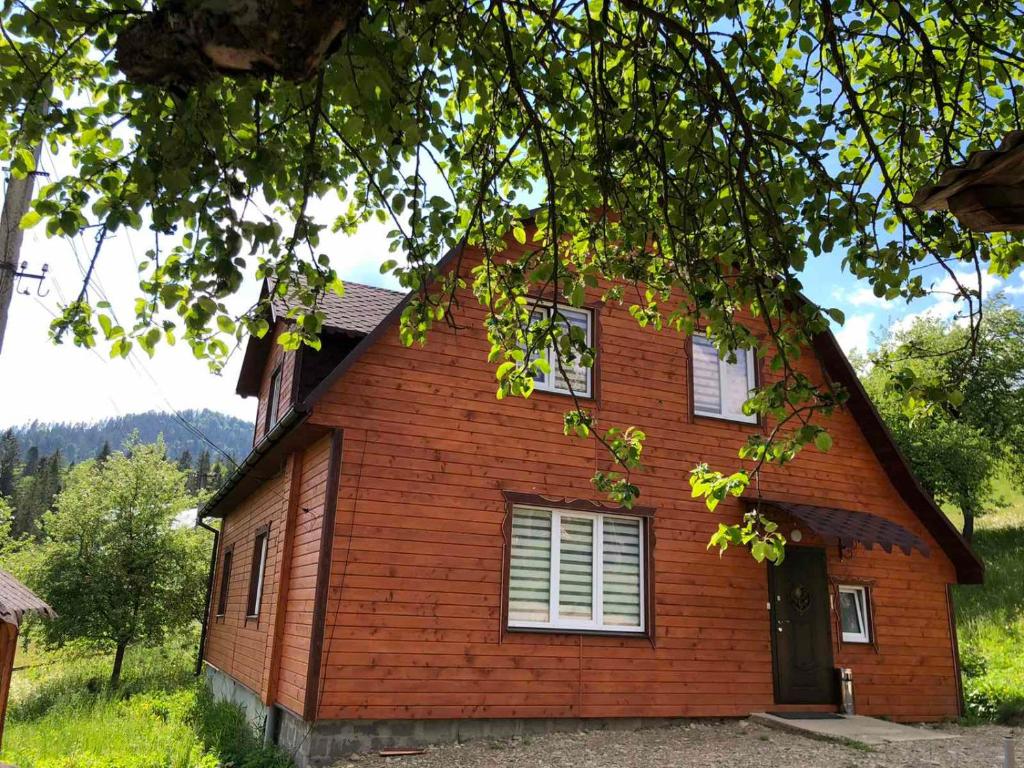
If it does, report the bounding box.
[34,148,240,470]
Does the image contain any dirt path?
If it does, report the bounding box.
[337,720,1020,768]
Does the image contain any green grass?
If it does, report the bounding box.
[951,472,1024,723]
[0,634,291,768]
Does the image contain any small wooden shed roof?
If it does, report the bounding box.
[0,570,54,627]
[912,131,1024,231]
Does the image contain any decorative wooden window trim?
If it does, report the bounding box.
[688,332,758,424]
[499,493,655,640]
[265,366,283,434]
[246,525,271,620]
[215,546,233,619]
[525,303,594,399]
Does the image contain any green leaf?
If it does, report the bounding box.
[814,431,833,452]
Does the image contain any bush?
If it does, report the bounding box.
[959,643,988,680]
[187,687,292,768]
[964,677,1024,724]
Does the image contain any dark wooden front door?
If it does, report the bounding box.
[769,547,836,705]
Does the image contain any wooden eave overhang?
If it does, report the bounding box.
[811,329,983,584]
[912,130,1024,232]
[197,407,329,519]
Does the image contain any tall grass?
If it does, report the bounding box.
[952,472,1024,723]
[0,634,292,768]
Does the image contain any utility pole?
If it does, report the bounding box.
[0,95,49,358]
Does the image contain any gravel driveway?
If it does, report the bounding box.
[337,720,1021,768]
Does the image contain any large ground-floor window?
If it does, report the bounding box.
[508,506,645,633]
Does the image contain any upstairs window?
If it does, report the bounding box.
[216,549,232,617]
[838,585,871,643]
[508,506,645,633]
[265,367,283,433]
[691,333,756,423]
[246,528,270,618]
[526,306,593,398]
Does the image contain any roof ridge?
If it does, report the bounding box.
[338,279,405,295]
[268,274,406,296]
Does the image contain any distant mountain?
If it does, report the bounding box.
[4,409,253,465]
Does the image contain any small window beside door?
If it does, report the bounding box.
[246,528,270,619]
[838,585,871,643]
[691,334,756,423]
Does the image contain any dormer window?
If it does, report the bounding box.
[265,366,282,433]
[691,333,756,423]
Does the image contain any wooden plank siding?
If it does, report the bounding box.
[205,467,289,699]
[275,436,333,715]
[204,435,333,714]
[300,245,961,724]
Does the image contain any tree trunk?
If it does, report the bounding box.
[110,641,128,689]
[962,508,975,542]
[114,0,367,87]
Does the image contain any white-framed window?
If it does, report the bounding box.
[246,528,270,618]
[508,506,645,633]
[526,305,593,398]
[838,585,871,643]
[265,366,283,432]
[691,333,756,423]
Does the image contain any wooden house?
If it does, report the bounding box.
[198,242,982,766]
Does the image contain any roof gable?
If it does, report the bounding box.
[212,245,986,583]
[235,278,403,397]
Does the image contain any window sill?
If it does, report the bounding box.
[841,636,871,644]
[506,625,647,639]
[692,411,758,426]
[530,386,595,402]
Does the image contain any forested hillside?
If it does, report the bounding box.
[0,411,252,539]
[3,410,252,465]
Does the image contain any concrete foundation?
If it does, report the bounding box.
[204,663,269,734]
[205,665,687,767]
[276,710,685,768]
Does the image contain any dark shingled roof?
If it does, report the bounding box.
[750,499,930,558]
[270,280,404,335]
[0,570,55,626]
[235,278,405,398]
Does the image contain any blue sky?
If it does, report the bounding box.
[2,160,1021,429]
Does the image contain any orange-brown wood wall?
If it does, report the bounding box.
[299,247,961,724]
[205,435,333,716]
[205,468,288,698]
[275,436,332,715]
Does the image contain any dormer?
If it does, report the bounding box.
[235,279,404,445]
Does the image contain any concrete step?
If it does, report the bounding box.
[750,712,958,746]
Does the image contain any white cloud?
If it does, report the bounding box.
[833,286,894,310]
[891,269,1001,333]
[1002,274,1024,296]
[834,313,874,356]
